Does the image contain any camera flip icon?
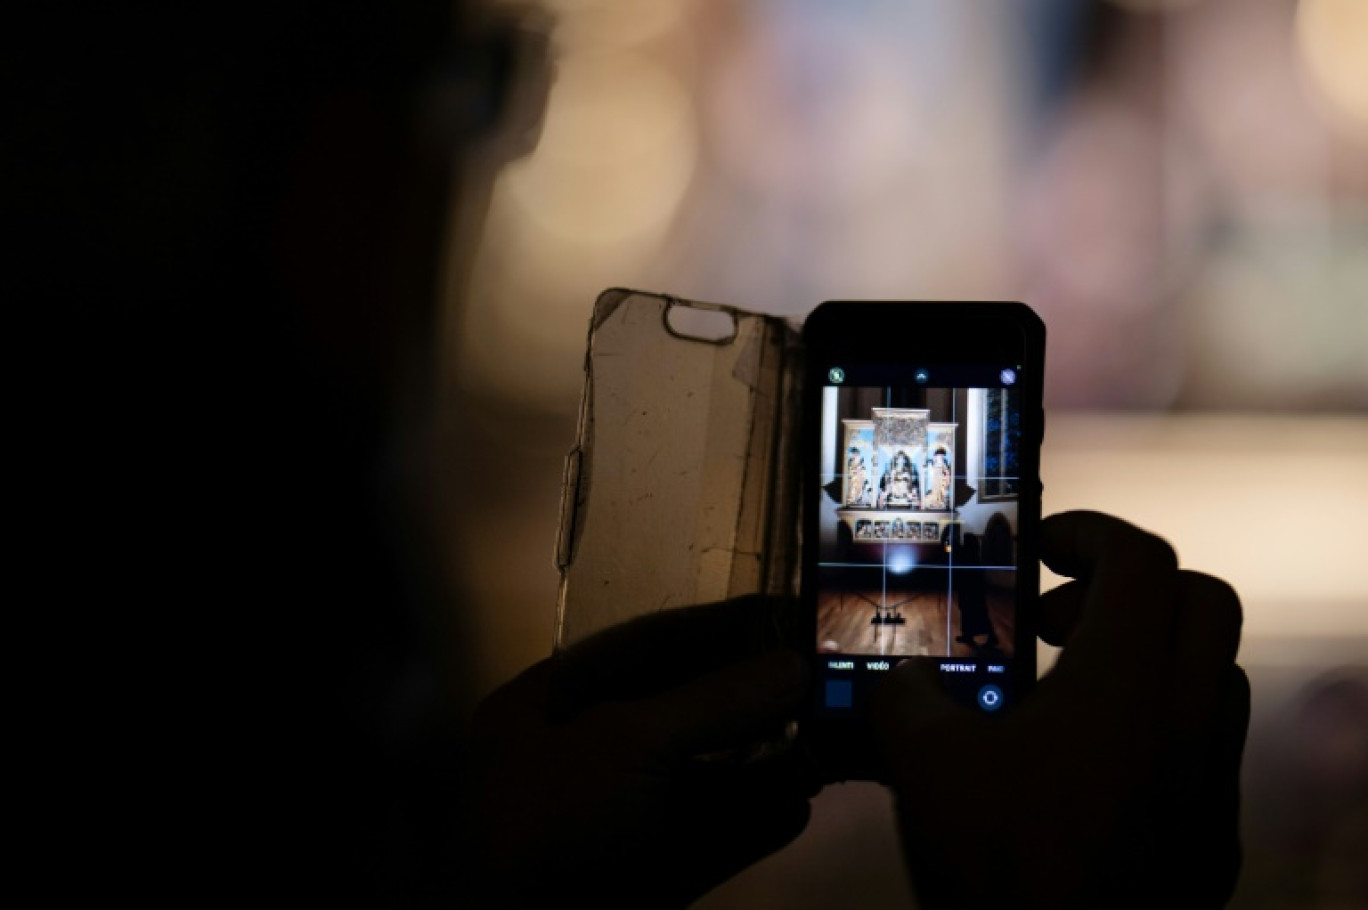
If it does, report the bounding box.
[977,684,1004,712]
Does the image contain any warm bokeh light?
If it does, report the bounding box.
[502,52,696,245]
[1296,0,1368,131]
[455,46,697,405]
[546,0,688,50]
[1039,414,1368,641]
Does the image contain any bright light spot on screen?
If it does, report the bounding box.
[887,546,917,575]
[1296,0,1368,130]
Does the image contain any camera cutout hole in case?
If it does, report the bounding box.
[663,298,738,345]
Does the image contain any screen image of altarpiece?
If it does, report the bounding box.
[841,408,957,542]
[815,384,1020,661]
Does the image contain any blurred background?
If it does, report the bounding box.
[26,0,1362,903]
[439,0,1367,905]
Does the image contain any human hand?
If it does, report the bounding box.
[462,596,815,908]
[871,511,1250,908]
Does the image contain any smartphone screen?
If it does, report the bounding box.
[800,303,1043,772]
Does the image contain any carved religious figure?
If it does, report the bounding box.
[922,446,953,510]
[879,449,921,508]
[845,447,870,507]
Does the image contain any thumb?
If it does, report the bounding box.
[868,659,972,779]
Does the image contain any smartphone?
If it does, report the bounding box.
[799,301,1045,781]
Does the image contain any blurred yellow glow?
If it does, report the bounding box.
[456,48,697,407]
[1296,0,1368,129]
[549,0,687,50]
[503,51,696,244]
[1040,414,1368,643]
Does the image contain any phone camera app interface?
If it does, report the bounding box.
[814,370,1022,715]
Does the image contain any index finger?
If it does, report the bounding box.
[1040,511,1181,701]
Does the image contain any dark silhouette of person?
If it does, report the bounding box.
[954,532,1000,649]
[19,1,547,904]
